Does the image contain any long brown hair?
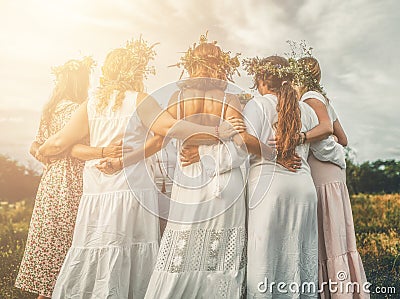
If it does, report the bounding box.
[43,58,93,128]
[260,56,302,163]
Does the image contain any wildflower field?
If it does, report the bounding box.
[0,194,399,298]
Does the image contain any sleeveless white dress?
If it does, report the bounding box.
[145,92,248,298]
[52,91,160,299]
[244,94,346,299]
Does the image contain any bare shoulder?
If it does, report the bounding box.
[226,93,239,102]
[226,93,241,109]
[137,92,161,109]
[168,90,180,105]
[137,92,149,105]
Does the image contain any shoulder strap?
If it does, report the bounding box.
[177,90,183,120]
[219,93,227,125]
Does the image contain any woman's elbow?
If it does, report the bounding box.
[235,132,247,147]
[49,136,67,154]
[325,123,334,136]
[69,147,80,159]
[155,136,165,149]
[318,123,333,139]
[29,142,38,157]
[339,136,348,147]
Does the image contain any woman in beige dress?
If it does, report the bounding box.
[296,57,369,298]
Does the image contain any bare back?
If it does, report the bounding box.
[167,88,243,143]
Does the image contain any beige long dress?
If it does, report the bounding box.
[301,91,369,299]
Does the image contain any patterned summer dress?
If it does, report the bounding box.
[15,100,85,297]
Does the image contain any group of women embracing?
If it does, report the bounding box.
[15,34,369,298]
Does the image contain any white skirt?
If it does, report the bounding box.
[52,189,160,299]
[247,164,318,298]
[145,162,247,299]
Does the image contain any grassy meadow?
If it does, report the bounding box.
[0,194,399,298]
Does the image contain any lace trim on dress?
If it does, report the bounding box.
[155,226,247,273]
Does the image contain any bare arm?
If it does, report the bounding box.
[30,141,40,159]
[96,135,166,173]
[303,98,333,142]
[30,141,50,165]
[38,102,89,156]
[70,141,125,161]
[228,96,268,157]
[125,134,165,166]
[333,119,348,146]
[70,144,103,161]
[304,104,346,169]
[137,92,243,144]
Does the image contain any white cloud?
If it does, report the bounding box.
[0,0,398,161]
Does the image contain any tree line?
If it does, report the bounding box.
[346,158,400,195]
[0,153,399,203]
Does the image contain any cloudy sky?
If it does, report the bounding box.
[0,0,399,162]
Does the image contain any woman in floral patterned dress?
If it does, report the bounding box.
[15,58,125,299]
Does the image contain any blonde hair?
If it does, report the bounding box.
[297,56,329,102]
[172,32,240,82]
[188,43,226,80]
[297,57,322,93]
[96,48,145,112]
[96,38,157,112]
[43,57,94,127]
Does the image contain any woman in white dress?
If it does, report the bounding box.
[241,56,346,298]
[296,57,369,299]
[145,38,248,298]
[37,39,243,299]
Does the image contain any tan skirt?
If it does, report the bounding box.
[308,154,369,299]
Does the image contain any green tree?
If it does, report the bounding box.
[345,148,400,194]
[0,155,40,204]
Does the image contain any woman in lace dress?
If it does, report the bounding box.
[242,56,346,298]
[296,57,369,299]
[14,58,124,299]
[145,38,248,299]
[38,38,244,299]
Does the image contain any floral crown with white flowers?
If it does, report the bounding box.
[242,56,292,88]
[285,40,325,95]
